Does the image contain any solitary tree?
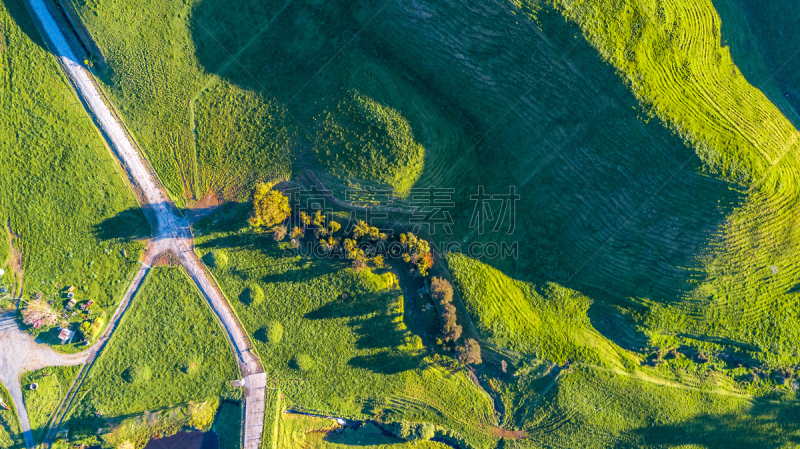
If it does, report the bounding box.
[272,225,288,241]
[457,339,482,365]
[249,182,290,229]
[22,299,59,327]
[430,277,453,306]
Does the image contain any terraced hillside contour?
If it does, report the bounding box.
[20,0,267,447]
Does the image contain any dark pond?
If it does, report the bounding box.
[143,431,219,449]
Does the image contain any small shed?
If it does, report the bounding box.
[67,286,76,293]
[66,298,77,310]
[58,328,75,344]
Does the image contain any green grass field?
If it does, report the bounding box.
[58,267,239,448]
[67,0,468,202]
[0,383,23,449]
[447,253,800,447]
[20,366,80,444]
[195,207,499,448]
[0,0,147,350]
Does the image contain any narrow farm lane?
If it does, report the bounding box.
[21,0,267,448]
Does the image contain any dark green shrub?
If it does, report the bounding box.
[204,250,229,268]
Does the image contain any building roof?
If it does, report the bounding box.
[58,328,74,341]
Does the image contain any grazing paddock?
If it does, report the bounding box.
[194,210,498,449]
[58,268,239,448]
[20,366,80,444]
[447,254,800,447]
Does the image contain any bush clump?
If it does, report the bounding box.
[255,320,284,345]
[390,421,435,441]
[291,354,314,372]
[242,284,264,304]
[204,250,229,269]
[123,365,152,383]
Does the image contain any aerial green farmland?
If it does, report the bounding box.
[194,210,499,448]
[19,366,80,443]
[12,0,800,444]
[0,0,146,348]
[58,267,239,448]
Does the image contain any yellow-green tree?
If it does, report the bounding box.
[249,182,290,229]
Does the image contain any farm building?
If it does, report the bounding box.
[58,328,75,344]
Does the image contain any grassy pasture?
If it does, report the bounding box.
[447,254,800,447]
[59,267,239,448]
[20,366,80,443]
[194,208,499,448]
[0,382,22,449]
[0,0,146,348]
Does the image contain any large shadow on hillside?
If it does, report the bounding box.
[627,399,800,448]
[190,0,749,332]
[711,0,800,129]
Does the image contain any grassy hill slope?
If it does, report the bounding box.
[447,253,800,447]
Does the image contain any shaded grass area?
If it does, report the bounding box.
[194,210,498,448]
[447,253,800,447]
[213,400,241,449]
[446,253,637,370]
[714,0,800,129]
[68,0,467,202]
[59,267,240,448]
[0,383,23,449]
[20,365,80,444]
[0,0,146,349]
[278,414,449,449]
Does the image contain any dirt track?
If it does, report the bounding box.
[18,0,267,447]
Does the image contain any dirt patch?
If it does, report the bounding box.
[151,250,181,267]
[491,427,525,439]
[185,191,221,224]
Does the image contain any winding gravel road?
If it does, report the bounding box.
[16,0,268,448]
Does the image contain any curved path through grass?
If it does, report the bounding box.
[14,0,267,447]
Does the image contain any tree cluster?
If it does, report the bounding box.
[401,233,433,276]
[431,277,461,343]
[80,317,104,342]
[390,421,435,441]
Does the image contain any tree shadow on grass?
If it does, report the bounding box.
[5,0,48,51]
[92,208,151,241]
[306,289,426,374]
